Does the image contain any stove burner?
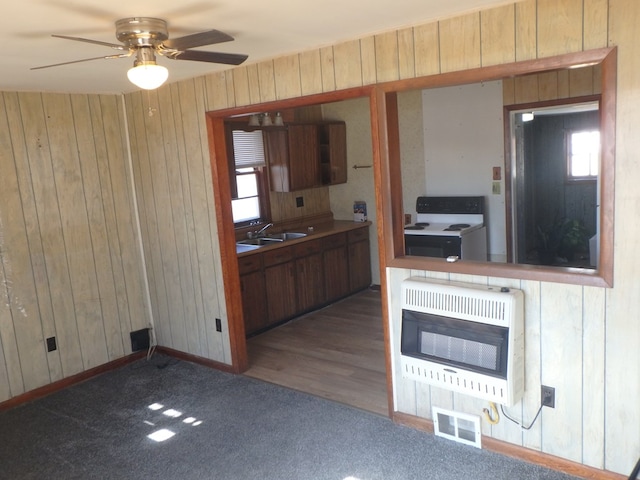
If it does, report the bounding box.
[405,225,425,230]
[415,222,430,227]
[444,223,471,231]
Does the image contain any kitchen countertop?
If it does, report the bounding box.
[236,220,372,257]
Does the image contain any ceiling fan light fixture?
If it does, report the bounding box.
[127,62,169,90]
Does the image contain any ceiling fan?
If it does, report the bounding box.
[32,17,248,89]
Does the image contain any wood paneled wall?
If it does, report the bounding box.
[124,81,230,363]
[0,92,149,401]
[99,0,640,476]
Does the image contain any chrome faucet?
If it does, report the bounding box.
[253,223,273,238]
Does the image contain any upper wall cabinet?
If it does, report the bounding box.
[266,122,347,192]
[318,122,347,185]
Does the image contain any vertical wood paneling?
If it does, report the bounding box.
[360,37,377,85]
[515,0,538,61]
[0,90,148,401]
[375,31,400,83]
[231,67,251,107]
[17,92,84,378]
[438,12,481,73]
[0,93,36,396]
[127,92,171,347]
[224,71,236,108]
[333,40,364,90]
[413,23,440,78]
[204,71,231,111]
[480,4,516,67]
[397,27,415,80]
[299,50,324,96]
[582,286,606,469]
[537,71,560,101]
[274,55,302,100]
[583,0,609,50]
[537,0,584,58]
[539,282,583,462]
[170,81,207,357]
[257,61,277,102]
[94,95,147,355]
[42,94,108,371]
[2,0,635,474]
[70,94,123,361]
[605,0,640,473]
[157,86,198,354]
[319,46,336,92]
[179,78,224,360]
[246,64,262,105]
[520,280,543,451]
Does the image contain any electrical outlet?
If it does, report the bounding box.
[541,385,555,408]
[215,318,222,332]
[46,336,57,352]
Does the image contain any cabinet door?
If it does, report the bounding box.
[264,261,298,324]
[265,129,291,192]
[348,240,371,291]
[240,271,268,336]
[323,246,350,302]
[296,252,325,312]
[319,123,347,185]
[288,124,320,190]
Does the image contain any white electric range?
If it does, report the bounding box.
[404,196,488,261]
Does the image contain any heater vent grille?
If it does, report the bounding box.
[403,280,511,325]
[400,277,525,406]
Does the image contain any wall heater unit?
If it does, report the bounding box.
[400,277,524,406]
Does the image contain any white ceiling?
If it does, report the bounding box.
[2,0,515,95]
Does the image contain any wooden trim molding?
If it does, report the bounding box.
[392,412,626,480]
[155,346,237,374]
[0,351,146,412]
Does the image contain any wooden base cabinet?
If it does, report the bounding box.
[263,248,298,325]
[238,255,269,335]
[322,233,350,303]
[294,239,325,312]
[238,225,371,337]
[348,228,372,291]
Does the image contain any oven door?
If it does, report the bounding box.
[405,234,461,258]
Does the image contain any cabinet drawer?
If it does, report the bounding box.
[348,227,369,243]
[293,238,322,257]
[238,254,263,274]
[321,232,347,250]
[263,246,294,267]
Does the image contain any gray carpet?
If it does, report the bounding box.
[0,354,582,480]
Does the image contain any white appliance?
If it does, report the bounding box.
[400,277,524,406]
[404,196,487,261]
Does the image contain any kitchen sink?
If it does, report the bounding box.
[237,237,284,246]
[236,243,261,254]
[268,232,308,240]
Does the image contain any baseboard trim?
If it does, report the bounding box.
[392,411,626,480]
[156,346,236,374]
[0,351,146,412]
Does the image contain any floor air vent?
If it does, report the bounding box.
[432,406,481,448]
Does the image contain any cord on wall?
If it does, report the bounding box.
[120,94,157,357]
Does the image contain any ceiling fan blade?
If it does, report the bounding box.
[52,34,127,51]
[170,49,248,65]
[162,29,234,51]
[31,53,131,70]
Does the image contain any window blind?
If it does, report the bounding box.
[232,130,266,168]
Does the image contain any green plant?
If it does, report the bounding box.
[559,218,589,258]
[537,217,589,262]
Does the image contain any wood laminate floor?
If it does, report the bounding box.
[244,288,388,416]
